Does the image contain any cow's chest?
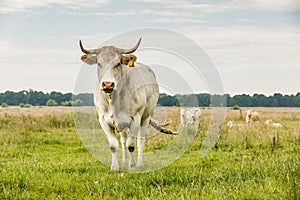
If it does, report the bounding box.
[100,94,133,132]
[102,112,132,132]
[103,112,115,127]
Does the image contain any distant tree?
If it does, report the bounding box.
[46,99,58,106]
[233,94,252,107]
[252,94,268,107]
[176,94,198,107]
[72,99,84,106]
[292,94,300,107]
[197,93,211,107]
[27,90,49,105]
[0,91,26,105]
[211,94,227,107]
[1,90,300,107]
[73,93,93,106]
[158,93,178,106]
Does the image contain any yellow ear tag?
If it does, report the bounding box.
[127,60,134,67]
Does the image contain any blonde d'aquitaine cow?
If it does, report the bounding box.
[180,107,201,126]
[227,120,245,128]
[79,38,175,171]
[264,119,283,128]
[245,110,260,126]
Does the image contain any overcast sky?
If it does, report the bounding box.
[0,0,299,95]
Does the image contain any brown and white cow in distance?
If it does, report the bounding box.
[245,110,260,126]
[79,38,175,171]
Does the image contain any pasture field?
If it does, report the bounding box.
[0,106,299,199]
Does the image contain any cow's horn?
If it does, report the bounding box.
[119,37,142,54]
[79,40,100,54]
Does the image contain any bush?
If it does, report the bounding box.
[46,99,58,106]
[1,103,8,107]
[19,103,31,108]
[232,105,240,110]
[61,101,72,106]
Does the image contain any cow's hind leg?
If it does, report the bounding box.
[127,117,141,170]
[137,125,148,167]
[126,135,136,170]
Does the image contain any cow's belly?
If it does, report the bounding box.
[113,112,132,132]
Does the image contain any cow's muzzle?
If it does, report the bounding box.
[102,81,115,93]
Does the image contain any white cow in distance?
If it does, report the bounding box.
[180,107,201,128]
[226,120,245,128]
[264,119,283,128]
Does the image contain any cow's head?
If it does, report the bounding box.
[79,38,141,93]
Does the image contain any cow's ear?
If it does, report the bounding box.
[81,54,97,65]
[121,55,129,65]
[121,54,137,67]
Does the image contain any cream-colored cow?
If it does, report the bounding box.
[79,38,175,171]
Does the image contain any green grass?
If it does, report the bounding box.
[0,108,299,199]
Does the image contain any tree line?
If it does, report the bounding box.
[0,89,299,107]
[0,89,93,107]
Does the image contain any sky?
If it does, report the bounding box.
[0,0,299,96]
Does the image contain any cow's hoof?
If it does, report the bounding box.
[111,165,119,172]
[122,162,128,170]
[136,160,144,168]
[129,162,136,170]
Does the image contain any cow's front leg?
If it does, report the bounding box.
[120,129,129,168]
[99,117,119,171]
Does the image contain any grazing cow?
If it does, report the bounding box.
[271,123,283,128]
[226,120,245,128]
[227,120,234,128]
[79,38,174,171]
[264,119,283,128]
[264,119,273,126]
[245,110,260,126]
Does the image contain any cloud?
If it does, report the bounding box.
[178,25,300,69]
[0,0,109,14]
[2,0,300,15]
[80,9,136,17]
[177,25,300,94]
[138,0,300,12]
[141,8,199,17]
[154,17,205,24]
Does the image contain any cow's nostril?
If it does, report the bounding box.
[102,82,115,93]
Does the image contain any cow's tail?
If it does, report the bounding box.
[150,118,177,135]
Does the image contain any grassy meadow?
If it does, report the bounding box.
[0,106,299,199]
